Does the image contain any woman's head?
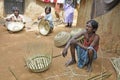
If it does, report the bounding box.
[86,20,99,33]
[45,6,51,14]
[12,7,19,16]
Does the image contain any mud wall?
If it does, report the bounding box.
[77,0,120,51]
[25,0,56,20]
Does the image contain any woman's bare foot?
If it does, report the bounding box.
[65,59,76,67]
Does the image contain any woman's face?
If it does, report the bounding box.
[14,10,19,16]
[45,8,50,14]
[86,23,94,33]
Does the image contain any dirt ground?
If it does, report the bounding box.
[0,23,118,80]
[0,12,119,80]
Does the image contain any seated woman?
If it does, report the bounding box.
[62,20,100,72]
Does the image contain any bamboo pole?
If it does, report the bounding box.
[87,71,107,80]
[87,71,112,80]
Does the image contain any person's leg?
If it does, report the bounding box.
[49,27,53,33]
[55,3,60,19]
[69,22,72,27]
[70,43,76,61]
[65,23,69,27]
[65,43,76,66]
[86,49,94,72]
[68,12,73,27]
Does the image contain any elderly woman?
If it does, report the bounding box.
[62,20,100,72]
[5,7,25,23]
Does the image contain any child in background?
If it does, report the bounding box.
[38,6,54,33]
[54,0,65,20]
[63,0,76,28]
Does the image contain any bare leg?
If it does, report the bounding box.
[69,22,72,28]
[65,43,76,67]
[86,49,94,72]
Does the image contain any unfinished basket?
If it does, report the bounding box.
[7,22,24,32]
[38,19,50,36]
[26,54,52,72]
[54,31,71,47]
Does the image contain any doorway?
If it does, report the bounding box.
[4,0,25,14]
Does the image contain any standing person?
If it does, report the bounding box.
[5,6,25,24]
[54,0,65,20]
[38,6,54,33]
[63,0,77,27]
[62,20,100,72]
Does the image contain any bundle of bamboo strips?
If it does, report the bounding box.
[110,57,120,80]
[87,71,112,80]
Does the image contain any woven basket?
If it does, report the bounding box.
[38,19,50,36]
[7,22,24,32]
[26,54,52,72]
[54,31,71,47]
[70,28,84,44]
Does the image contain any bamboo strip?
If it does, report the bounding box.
[91,73,112,80]
[8,67,18,80]
[87,71,107,80]
[110,58,120,73]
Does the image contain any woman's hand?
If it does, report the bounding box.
[38,16,44,20]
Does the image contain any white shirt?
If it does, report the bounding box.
[5,14,25,23]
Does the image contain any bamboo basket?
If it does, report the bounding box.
[54,31,71,47]
[38,19,50,36]
[7,22,24,32]
[70,28,84,44]
[25,54,52,72]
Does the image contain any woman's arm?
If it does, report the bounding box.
[62,29,86,57]
[90,34,100,47]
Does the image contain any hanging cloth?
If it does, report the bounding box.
[54,0,57,3]
[44,0,50,3]
[57,0,65,4]
[91,0,120,19]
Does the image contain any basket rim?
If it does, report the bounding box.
[25,54,52,72]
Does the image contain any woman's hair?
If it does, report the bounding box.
[86,20,99,30]
[12,6,19,12]
[45,6,51,13]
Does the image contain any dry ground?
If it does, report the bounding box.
[0,9,119,80]
[0,23,118,80]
